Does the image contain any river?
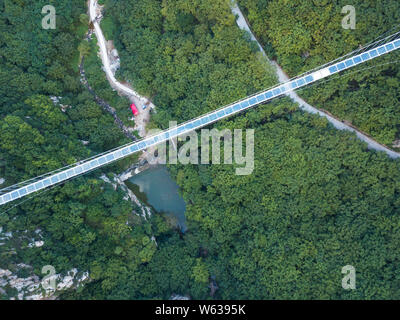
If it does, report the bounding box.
[126,166,187,232]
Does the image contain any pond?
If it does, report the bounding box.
[126,166,187,232]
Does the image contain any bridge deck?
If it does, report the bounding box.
[1,38,400,206]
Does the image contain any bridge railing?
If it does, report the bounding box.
[1,35,400,207]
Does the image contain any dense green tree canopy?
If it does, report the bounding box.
[238,0,400,146]
[1,0,400,300]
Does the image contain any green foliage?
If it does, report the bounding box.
[238,0,400,146]
[106,0,400,299]
[192,258,209,284]
[78,40,91,56]
[170,102,400,299]
[0,0,164,300]
[79,14,89,25]
[100,16,117,41]
[82,38,134,127]
[106,0,276,127]
[2,0,400,301]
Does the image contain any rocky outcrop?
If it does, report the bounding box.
[0,266,89,300]
[109,46,120,75]
[50,96,72,113]
[117,158,148,182]
[0,227,89,300]
[100,173,152,219]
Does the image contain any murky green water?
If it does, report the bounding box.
[127,166,187,232]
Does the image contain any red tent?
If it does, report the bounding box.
[130,103,139,116]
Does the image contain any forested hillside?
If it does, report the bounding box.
[1,0,400,300]
[170,102,400,299]
[102,0,400,299]
[238,0,400,146]
[0,0,173,299]
[106,0,276,125]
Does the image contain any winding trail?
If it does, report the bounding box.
[89,0,145,103]
[89,0,399,158]
[231,3,400,159]
[89,0,154,138]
